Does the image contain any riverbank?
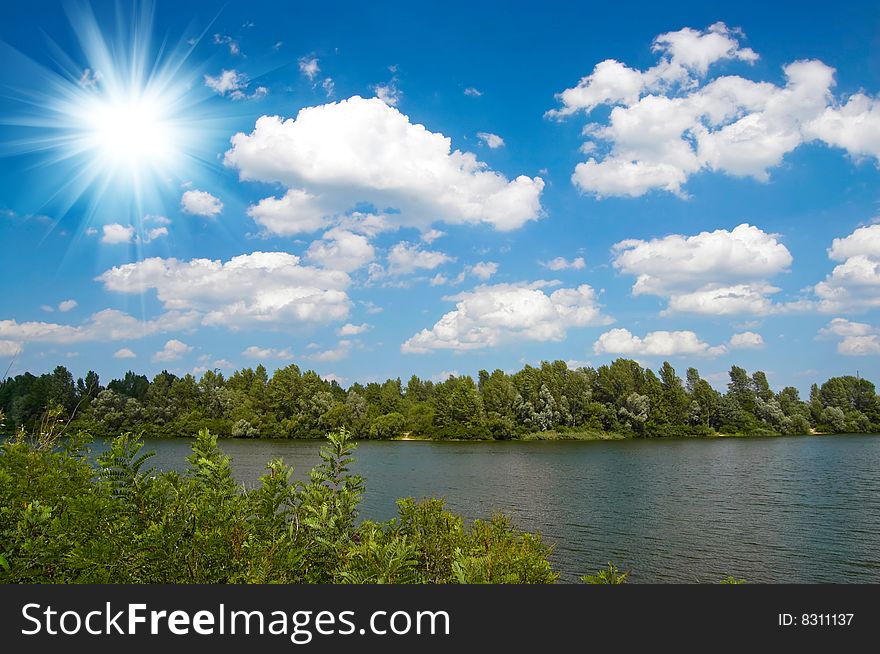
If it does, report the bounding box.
[392,427,838,442]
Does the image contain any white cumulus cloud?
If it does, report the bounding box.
[402,281,611,352]
[540,256,586,271]
[593,327,727,357]
[468,261,498,281]
[181,190,223,217]
[0,309,199,346]
[337,322,370,336]
[305,340,352,362]
[549,22,880,198]
[242,345,295,359]
[153,339,193,362]
[306,228,376,272]
[612,223,794,315]
[224,96,544,233]
[0,340,23,357]
[385,242,454,276]
[814,224,880,312]
[817,318,880,356]
[729,331,764,349]
[246,189,330,236]
[101,223,135,244]
[98,252,351,330]
[477,132,505,148]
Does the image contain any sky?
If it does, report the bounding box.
[0,0,878,393]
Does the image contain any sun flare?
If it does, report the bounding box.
[1,1,221,223]
[84,93,174,170]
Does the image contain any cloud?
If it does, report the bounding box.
[145,227,168,242]
[98,251,351,330]
[101,223,135,244]
[549,22,879,197]
[0,309,199,346]
[204,69,268,101]
[420,229,445,244]
[213,33,241,56]
[305,228,375,272]
[540,256,586,271]
[305,339,352,361]
[247,189,330,235]
[817,318,880,355]
[814,225,880,312]
[805,94,880,161]
[224,96,544,232]
[818,317,875,338]
[181,190,223,217]
[468,261,498,281]
[477,132,505,149]
[464,87,482,97]
[337,322,370,336]
[593,327,726,357]
[385,242,454,276]
[153,339,192,362]
[431,370,460,382]
[837,335,880,356]
[729,331,764,348]
[612,223,793,315]
[204,69,246,95]
[662,283,784,315]
[548,23,758,119]
[298,57,320,81]
[57,299,78,312]
[98,223,167,245]
[113,347,136,359]
[242,345,294,359]
[373,80,402,106]
[322,78,335,97]
[361,301,383,314]
[0,340,23,357]
[402,281,611,352]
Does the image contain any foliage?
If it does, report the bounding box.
[0,427,557,584]
[720,576,748,584]
[581,562,629,584]
[2,360,878,440]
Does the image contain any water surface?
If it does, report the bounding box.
[90,434,880,583]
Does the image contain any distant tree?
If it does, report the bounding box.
[107,371,150,402]
[658,361,688,425]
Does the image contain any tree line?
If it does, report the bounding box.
[1,359,878,439]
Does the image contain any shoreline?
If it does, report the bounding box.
[10,427,855,444]
[391,429,842,442]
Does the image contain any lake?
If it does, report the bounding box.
[89,434,880,583]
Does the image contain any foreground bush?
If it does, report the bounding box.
[0,428,557,584]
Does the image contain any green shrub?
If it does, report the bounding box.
[581,562,628,584]
[0,427,556,584]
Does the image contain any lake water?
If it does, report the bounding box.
[89,434,880,583]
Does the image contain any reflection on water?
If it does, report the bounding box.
[88,434,880,583]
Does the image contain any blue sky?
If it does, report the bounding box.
[0,0,878,393]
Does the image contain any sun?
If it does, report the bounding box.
[1,1,224,223]
[84,93,174,171]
